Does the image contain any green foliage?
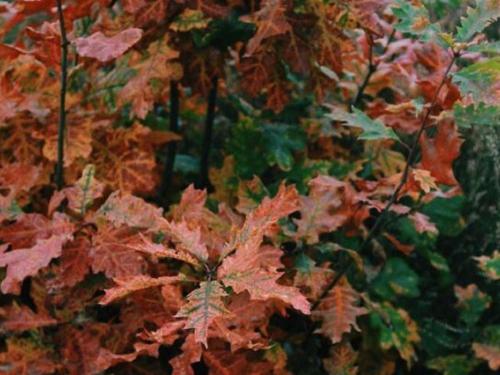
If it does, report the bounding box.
[421,196,465,237]
[455,0,500,42]
[392,0,440,40]
[427,355,479,375]
[454,103,500,128]
[368,302,420,363]
[371,258,420,301]
[325,107,400,141]
[228,118,306,178]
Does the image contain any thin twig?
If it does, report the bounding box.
[55,0,68,190]
[198,76,218,189]
[159,81,180,205]
[350,29,396,111]
[312,51,458,311]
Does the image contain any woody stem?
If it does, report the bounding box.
[159,81,180,206]
[55,0,68,190]
[198,76,218,189]
[313,51,458,311]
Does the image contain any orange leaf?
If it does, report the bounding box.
[0,302,57,332]
[420,120,463,185]
[293,176,349,245]
[242,0,291,56]
[313,278,368,343]
[473,343,500,371]
[175,281,231,347]
[0,212,74,249]
[97,191,164,229]
[162,220,209,263]
[100,275,177,305]
[0,234,71,294]
[74,28,143,62]
[90,225,146,278]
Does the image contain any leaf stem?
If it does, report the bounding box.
[55,0,68,190]
[159,81,180,205]
[198,76,218,189]
[313,51,458,311]
[350,29,396,111]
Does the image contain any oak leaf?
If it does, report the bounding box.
[472,343,500,371]
[35,122,93,167]
[169,334,202,375]
[0,302,57,332]
[0,163,41,195]
[162,220,209,263]
[137,233,202,268]
[51,236,92,288]
[49,165,104,215]
[175,280,231,347]
[293,175,349,244]
[90,225,146,278]
[100,275,177,305]
[97,191,164,229]
[420,120,463,185]
[242,0,291,56]
[313,278,368,343]
[74,28,143,62]
[474,250,500,281]
[0,212,74,249]
[0,337,59,375]
[0,234,71,294]
[219,244,310,314]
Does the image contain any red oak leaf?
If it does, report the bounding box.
[0,302,57,332]
[0,234,71,294]
[241,0,291,56]
[313,278,368,343]
[97,191,165,230]
[293,175,349,245]
[100,275,177,305]
[90,225,146,278]
[175,280,231,347]
[74,28,143,62]
[0,212,74,249]
[420,119,463,185]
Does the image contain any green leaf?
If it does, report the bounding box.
[454,284,492,326]
[453,57,500,102]
[455,0,500,42]
[427,355,480,375]
[294,253,315,273]
[371,258,420,301]
[454,103,500,128]
[326,107,400,141]
[228,118,268,178]
[474,250,500,281]
[0,199,22,221]
[420,318,465,355]
[421,196,464,237]
[264,124,306,171]
[173,154,200,174]
[466,41,500,55]
[228,119,305,177]
[369,302,420,363]
[460,57,500,77]
[391,0,440,41]
[425,250,451,273]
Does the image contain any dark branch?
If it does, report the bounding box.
[158,81,180,205]
[55,0,69,190]
[350,29,396,111]
[313,51,458,311]
[198,76,218,189]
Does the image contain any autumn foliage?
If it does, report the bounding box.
[0,0,499,374]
